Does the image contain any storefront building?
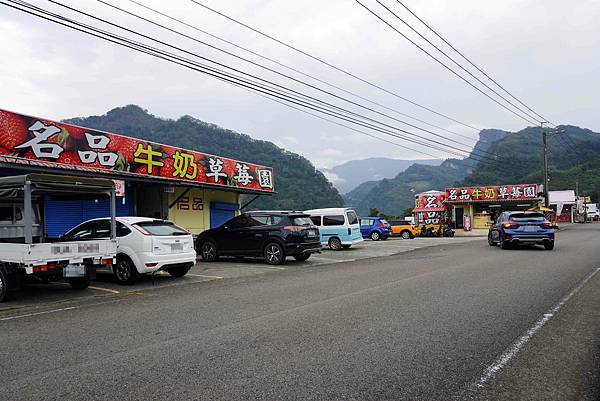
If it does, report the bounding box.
[445,184,541,230]
[0,109,275,237]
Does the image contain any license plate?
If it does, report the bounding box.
[170,243,184,252]
[307,229,317,238]
[63,265,86,277]
[523,226,536,232]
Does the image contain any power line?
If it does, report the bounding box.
[354,0,539,126]
[120,0,476,144]
[49,0,500,162]
[371,0,546,124]
[4,0,533,176]
[394,0,554,126]
[89,0,482,155]
[188,0,481,132]
[5,0,485,163]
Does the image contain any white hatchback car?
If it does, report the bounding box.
[62,217,196,284]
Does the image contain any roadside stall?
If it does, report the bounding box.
[412,190,449,233]
[548,190,576,222]
[0,109,275,237]
[444,184,541,231]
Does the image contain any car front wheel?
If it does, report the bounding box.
[114,256,139,285]
[370,231,381,241]
[264,242,285,265]
[488,233,496,246]
[200,241,218,262]
[544,241,555,250]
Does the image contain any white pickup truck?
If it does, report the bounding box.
[0,173,118,302]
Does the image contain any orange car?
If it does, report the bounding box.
[389,219,419,239]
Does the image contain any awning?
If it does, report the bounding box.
[412,206,447,212]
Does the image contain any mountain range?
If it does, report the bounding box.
[320,157,443,194]
[344,126,600,216]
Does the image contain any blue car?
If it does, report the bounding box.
[488,211,555,250]
[360,217,391,241]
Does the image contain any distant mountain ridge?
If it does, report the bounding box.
[321,157,443,194]
[64,105,344,210]
[344,129,508,216]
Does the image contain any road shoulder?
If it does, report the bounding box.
[471,268,600,401]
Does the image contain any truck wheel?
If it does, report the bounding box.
[165,265,192,278]
[114,255,139,285]
[0,268,9,302]
[68,277,90,290]
[0,266,17,302]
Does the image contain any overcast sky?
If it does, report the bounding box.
[1,0,599,173]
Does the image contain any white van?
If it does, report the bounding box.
[304,208,363,250]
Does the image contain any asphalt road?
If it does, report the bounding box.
[1,224,599,400]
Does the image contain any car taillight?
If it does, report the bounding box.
[283,226,304,232]
[379,223,385,228]
[502,222,519,229]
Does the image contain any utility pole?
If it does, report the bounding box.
[541,122,549,207]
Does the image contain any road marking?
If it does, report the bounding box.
[187,274,224,279]
[0,306,79,322]
[472,267,600,391]
[88,286,120,294]
[261,266,286,270]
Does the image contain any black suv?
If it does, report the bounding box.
[196,211,322,265]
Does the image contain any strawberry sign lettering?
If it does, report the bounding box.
[0,109,275,193]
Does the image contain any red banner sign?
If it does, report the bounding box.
[445,184,539,203]
[0,109,274,192]
[414,192,446,211]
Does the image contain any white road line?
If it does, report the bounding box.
[0,306,79,322]
[187,274,224,279]
[473,267,600,390]
[88,286,120,294]
[261,266,286,270]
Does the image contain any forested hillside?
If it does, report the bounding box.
[461,125,600,200]
[65,105,344,210]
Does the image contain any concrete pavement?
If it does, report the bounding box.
[0,225,598,400]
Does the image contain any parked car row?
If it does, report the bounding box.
[359,217,419,240]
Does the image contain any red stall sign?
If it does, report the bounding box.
[0,109,275,193]
[445,184,538,202]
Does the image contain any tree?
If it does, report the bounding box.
[368,208,379,217]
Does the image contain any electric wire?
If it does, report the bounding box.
[120,0,476,143]
[188,0,481,132]
[354,0,539,126]
[394,0,555,126]
[369,0,545,125]
[47,0,500,161]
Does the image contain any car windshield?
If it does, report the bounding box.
[509,213,545,222]
[291,216,313,226]
[135,221,189,236]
